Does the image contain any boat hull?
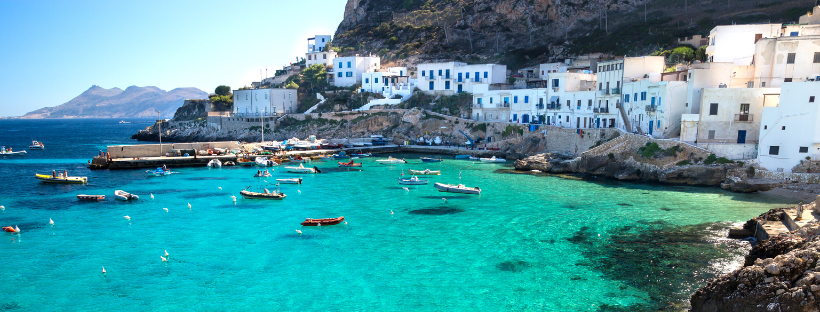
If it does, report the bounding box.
[398,178,429,185]
[240,190,286,199]
[409,170,440,175]
[114,190,139,200]
[276,178,302,184]
[433,182,481,195]
[77,195,105,201]
[0,151,27,156]
[301,216,344,226]
[35,174,87,184]
[420,157,442,162]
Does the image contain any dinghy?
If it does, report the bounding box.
[398,176,428,185]
[276,178,302,184]
[114,190,139,201]
[77,194,105,201]
[0,147,26,156]
[285,163,317,173]
[255,157,277,167]
[300,216,344,226]
[337,159,362,167]
[254,170,273,177]
[420,157,442,162]
[240,188,286,199]
[376,156,406,165]
[207,159,222,168]
[409,169,441,175]
[35,171,87,184]
[433,182,481,195]
[479,156,506,162]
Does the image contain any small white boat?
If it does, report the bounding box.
[376,156,406,165]
[469,156,480,160]
[479,156,506,163]
[118,120,131,124]
[114,190,139,201]
[434,182,481,195]
[254,170,273,177]
[0,147,26,156]
[28,140,44,150]
[398,176,428,185]
[276,178,303,184]
[207,159,222,168]
[409,169,441,175]
[285,163,317,173]
[255,157,277,167]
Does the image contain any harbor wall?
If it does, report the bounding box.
[107,142,240,158]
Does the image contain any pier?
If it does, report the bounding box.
[731,200,820,241]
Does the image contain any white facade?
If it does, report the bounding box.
[539,62,567,78]
[595,56,665,130]
[307,35,332,52]
[759,82,820,172]
[233,88,298,116]
[622,80,688,138]
[361,67,415,100]
[306,50,337,67]
[706,24,781,65]
[330,55,381,87]
[543,72,598,128]
[417,62,506,95]
[472,84,545,122]
[696,87,780,143]
[752,36,820,88]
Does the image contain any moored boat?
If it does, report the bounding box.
[77,194,105,201]
[301,216,344,226]
[290,156,310,163]
[409,169,441,175]
[35,171,87,184]
[240,188,286,199]
[333,151,350,159]
[207,159,222,168]
[223,161,236,166]
[237,156,255,166]
[338,159,362,167]
[114,190,139,201]
[276,178,302,184]
[376,156,406,165]
[255,157,277,167]
[480,156,506,162]
[28,140,44,149]
[0,147,26,156]
[453,155,471,159]
[398,176,428,185]
[433,182,481,195]
[285,163,318,173]
[148,167,171,177]
[420,157,442,162]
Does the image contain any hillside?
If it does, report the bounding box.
[334,0,814,70]
[22,85,208,119]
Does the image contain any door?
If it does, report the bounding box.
[547,116,550,124]
[596,118,600,128]
[513,114,517,122]
[648,121,654,135]
[737,130,747,144]
[429,81,434,90]
[457,84,462,93]
[522,114,529,123]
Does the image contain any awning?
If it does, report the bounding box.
[549,96,559,103]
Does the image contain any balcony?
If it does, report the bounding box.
[593,107,610,113]
[645,105,656,112]
[599,89,610,96]
[735,114,754,122]
[536,104,545,109]
[547,104,561,110]
[611,88,621,95]
[473,104,483,108]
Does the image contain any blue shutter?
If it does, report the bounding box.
[458,73,462,82]
[430,70,434,78]
[466,72,470,79]
[524,96,529,103]
[484,71,488,78]
[339,62,342,68]
[650,97,656,107]
[422,71,425,77]
[475,72,479,82]
[514,96,518,103]
[347,61,351,68]
[445,81,450,90]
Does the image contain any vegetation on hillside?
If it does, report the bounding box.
[209,85,233,112]
[401,90,472,117]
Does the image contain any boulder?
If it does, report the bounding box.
[721,178,783,193]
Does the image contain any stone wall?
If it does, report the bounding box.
[697,142,758,160]
[756,170,820,184]
[582,132,713,168]
[107,142,240,158]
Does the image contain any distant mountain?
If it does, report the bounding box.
[22,85,208,119]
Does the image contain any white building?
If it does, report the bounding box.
[361,67,415,100]
[417,62,506,95]
[705,24,781,64]
[539,62,568,78]
[622,80,688,138]
[758,82,820,172]
[307,35,332,53]
[329,55,380,87]
[751,35,820,88]
[472,84,545,122]
[543,72,597,128]
[233,88,298,116]
[596,56,666,130]
[306,50,337,68]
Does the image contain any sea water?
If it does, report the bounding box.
[0,119,792,311]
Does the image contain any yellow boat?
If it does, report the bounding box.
[35,174,88,184]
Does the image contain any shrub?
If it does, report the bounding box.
[676,160,692,166]
[703,154,718,165]
[471,123,487,133]
[638,142,662,158]
[746,166,756,177]
[607,153,615,160]
[716,157,734,164]
[736,161,745,166]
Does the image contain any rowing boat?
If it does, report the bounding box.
[240,189,286,199]
[409,169,440,175]
[433,182,481,195]
[301,216,344,226]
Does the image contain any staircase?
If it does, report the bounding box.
[618,104,631,132]
[303,93,326,114]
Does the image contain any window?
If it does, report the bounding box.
[475,72,479,82]
[339,62,343,68]
[484,72,488,78]
[524,96,529,103]
[740,104,750,114]
[323,54,327,59]
[588,100,592,107]
[421,71,425,77]
[814,52,820,63]
[625,94,630,102]
[466,72,470,79]
[708,130,716,139]
[785,78,793,82]
[347,61,352,68]
[709,103,718,115]
[346,72,353,77]
[505,97,510,104]
[599,82,602,91]
[490,97,493,104]
[764,125,768,130]
[445,81,450,90]
[513,96,518,103]
[552,79,559,88]
[430,70,434,78]
[800,147,809,153]
[769,146,780,155]
[438,70,442,77]
[782,126,786,130]
[337,72,342,78]
[374,78,379,84]
[458,72,462,82]
[790,31,799,36]
[478,98,482,104]
[747,81,754,88]
[429,81,434,90]
[577,100,581,108]
[787,53,796,64]
[762,82,766,87]
[445,69,450,79]
[641,92,647,101]
[307,55,312,60]
[634,93,638,101]
[811,96,816,102]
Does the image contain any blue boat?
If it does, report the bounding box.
[148,167,171,177]
[333,151,350,159]
[453,155,471,159]
[420,157,442,163]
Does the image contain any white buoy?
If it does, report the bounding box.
[442,198,447,203]
[298,190,301,194]
[150,193,154,200]
[390,210,394,215]
[14,225,20,233]
[218,187,222,190]
[402,187,409,192]
[344,221,348,225]
[295,229,302,235]
[123,215,131,220]
[0,205,4,211]
[161,256,167,262]
[164,250,169,257]
[49,218,54,226]
[231,196,236,202]
[163,208,169,212]
[187,203,191,209]
[102,266,106,274]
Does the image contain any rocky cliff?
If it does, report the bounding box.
[23,85,208,119]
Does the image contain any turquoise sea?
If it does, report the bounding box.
[0,119,793,311]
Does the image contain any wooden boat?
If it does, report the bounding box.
[240,188,286,199]
[237,157,255,166]
[77,194,105,201]
[276,178,302,184]
[376,156,406,165]
[409,169,441,175]
[434,182,481,195]
[301,216,344,226]
[420,157,442,162]
[114,190,139,201]
[28,140,44,149]
[207,159,222,167]
[480,156,506,162]
[338,160,362,167]
[285,163,318,173]
[398,176,428,185]
[35,173,88,184]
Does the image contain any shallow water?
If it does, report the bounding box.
[0,119,792,311]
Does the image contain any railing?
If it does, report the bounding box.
[599,89,610,95]
[735,114,754,122]
[594,107,610,113]
[547,104,561,110]
[645,105,656,112]
[611,88,621,95]
[473,104,483,108]
[535,104,544,109]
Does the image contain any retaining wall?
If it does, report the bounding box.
[755,170,820,183]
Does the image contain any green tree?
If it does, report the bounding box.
[215,85,231,96]
[301,64,328,91]
[695,46,708,62]
[285,81,299,89]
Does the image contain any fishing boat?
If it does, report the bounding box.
[337,159,362,167]
[28,140,44,149]
[409,169,441,175]
[114,190,139,201]
[255,157,278,167]
[77,194,105,201]
[398,176,428,185]
[237,157,255,166]
[0,147,26,156]
[285,163,318,173]
[254,170,272,177]
[479,156,506,162]
[207,159,222,168]
[240,188,286,199]
[333,151,350,159]
[148,167,171,177]
[276,178,302,184]
[433,182,481,195]
[376,156,406,165]
[290,156,310,163]
[420,157,442,162]
[35,172,88,184]
[453,155,471,159]
[300,216,344,226]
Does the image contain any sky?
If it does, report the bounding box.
[0,0,348,117]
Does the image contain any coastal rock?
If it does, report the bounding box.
[659,165,727,186]
[721,178,783,193]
